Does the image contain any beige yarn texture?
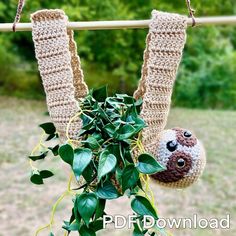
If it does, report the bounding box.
[134,11,206,188]
[31,9,204,189]
[31,10,88,142]
[134,10,187,156]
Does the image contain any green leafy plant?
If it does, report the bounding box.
[29,86,166,235]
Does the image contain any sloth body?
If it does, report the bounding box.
[31,10,206,190]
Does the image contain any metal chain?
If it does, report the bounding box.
[12,0,25,32]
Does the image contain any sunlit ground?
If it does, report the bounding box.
[0,96,235,236]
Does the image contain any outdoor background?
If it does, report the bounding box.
[0,0,236,236]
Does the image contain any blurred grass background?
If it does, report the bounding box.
[0,97,235,236]
[0,1,236,236]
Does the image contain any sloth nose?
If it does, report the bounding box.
[166,140,178,152]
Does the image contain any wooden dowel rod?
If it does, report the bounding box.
[0,16,236,32]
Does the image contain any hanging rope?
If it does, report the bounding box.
[185,0,196,27]
[6,0,236,32]
[12,0,25,32]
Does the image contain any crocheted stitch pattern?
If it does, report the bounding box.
[31,9,205,189]
[31,10,88,142]
[134,11,205,188]
[134,10,187,156]
[152,128,206,188]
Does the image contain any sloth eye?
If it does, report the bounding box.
[166,140,178,152]
[184,130,192,138]
[176,158,185,168]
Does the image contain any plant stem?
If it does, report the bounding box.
[29,131,46,169]
[34,174,76,235]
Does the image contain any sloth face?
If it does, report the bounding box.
[151,127,206,188]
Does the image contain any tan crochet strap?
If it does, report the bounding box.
[31,9,88,142]
[134,10,187,155]
[68,30,88,100]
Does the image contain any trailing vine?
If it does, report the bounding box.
[29,86,167,236]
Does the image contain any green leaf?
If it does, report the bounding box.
[106,108,120,120]
[132,116,146,132]
[82,162,95,183]
[92,86,108,102]
[96,181,120,200]
[92,133,104,145]
[62,220,70,232]
[98,151,117,181]
[62,221,80,231]
[125,104,138,119]
[135,98,143,114]
[133,223,144,236]
[95,199,106,219]
[107,144,125,164]
[122,164,139,191]
[123,148,134,163]
[125,115,136,125]
[136,153,165,174]
[120,94,135,105]
[131,196,158,219]
[128,186,140,196]
[90,219,104,232]
[82,164,95,183]
[104,123,117,137]
[45,133,56,141]
[115,167,123,186]
[73,198,81,225]
[48,144,59,156]
[117,124,136,140]
[49,232,54,236]
[96,104,110,121]
[69,207,76,224]
[137,179,144,191]
[59,144,74,165]
[77,193,98,226]
[40,170,54,179]
[30,170,44,185]
[73,148,93,180]
[28,151,48,161]
[63,221,70,230]
[78,129,90,137]
[82,136,100,150]
[39,122,56,135]
[118,143,126,164]
[106,97,124,109]
[79,225,96,236]
[81,115,95,131]
[135,98,143,107]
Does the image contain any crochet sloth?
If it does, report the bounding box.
[31,9,206,189]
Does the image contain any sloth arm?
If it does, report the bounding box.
[31,10,88,142]
[133,11,187,156]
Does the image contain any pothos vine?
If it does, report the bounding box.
[29,86,169,236]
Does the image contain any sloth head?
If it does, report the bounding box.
[151,127,206,188]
